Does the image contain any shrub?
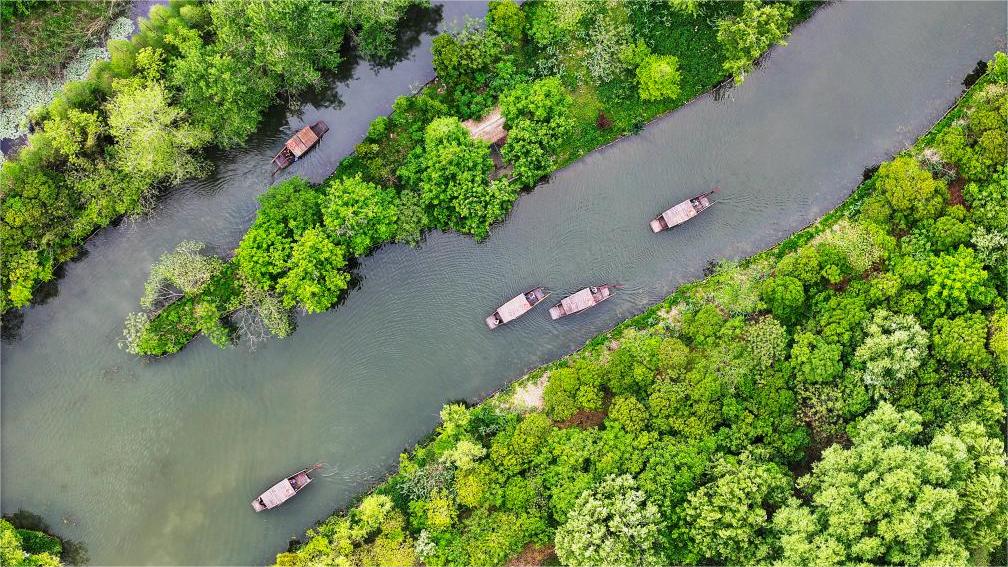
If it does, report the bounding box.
[636,54,681,102]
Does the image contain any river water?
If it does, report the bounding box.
[2,2,1005,565]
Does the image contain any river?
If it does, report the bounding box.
[2,2,1005,565]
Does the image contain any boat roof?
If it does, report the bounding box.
[286,126,319,157]
[462,107,507,144]
[259,478,296,509]
[661,200,697,227]
[561,288,596,313]
[497,294,532,323]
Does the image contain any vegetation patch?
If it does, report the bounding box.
[273,53,1008,567]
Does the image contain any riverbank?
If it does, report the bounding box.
[276,54,1008,566]
[129,0,819,357]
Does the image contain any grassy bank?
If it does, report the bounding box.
[273,54,1008,567]
[128,0,819,356]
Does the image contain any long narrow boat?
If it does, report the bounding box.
[486,287,549,329]
[251,465,320,512]
[649,188,718,233]
[549,285,614,320]
[272,121,330,173]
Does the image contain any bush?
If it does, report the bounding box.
[636,54,681,102]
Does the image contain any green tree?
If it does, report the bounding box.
[210,0,347,92]
[871,155,946,229]
[487,0,524,45]
[854,309,929,399]
[761,275,805,325]
[431,23,508,115]
[554,474,662,567]
[105,80,211,186]
[168,27,274,148]
[932,312,992,372]
[277,228,350,313]
[926,246,996,317]
[685,452,791,564]
[745,316,790,369]
[789,332,843,385]
[322,174,398,256]
[405,117,511,239]
[717,1,793,84]
[607,395,649,433]
[636,54,681,102]
[774,404,1008,566]
[235,177,323,292]
[500,77,573,186]
[527,0,586,47]
[4,249,50,308]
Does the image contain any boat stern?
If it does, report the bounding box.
[485,314,501,329]
[549,305,563,320]
[649,218,664,233]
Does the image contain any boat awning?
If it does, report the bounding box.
[259,479,295,509]
[497,294,532,323]
[661,201,697,227]
[561,289,595,313]
[286,126,320,157]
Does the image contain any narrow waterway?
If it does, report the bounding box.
[2,2,1005,565]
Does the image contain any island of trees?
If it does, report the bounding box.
[274,53,1008,566]
[117,0,811,356]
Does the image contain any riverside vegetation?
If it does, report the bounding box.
[122,0,814,356]
[273,53,1008,567]
[0,0,424,313]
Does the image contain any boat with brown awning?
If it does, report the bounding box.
[649,188,718,233]
[549,285,614,319]
[272,121,330,173]
[486,287,549,329]
[251,464,320,512]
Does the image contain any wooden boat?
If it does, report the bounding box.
[649,188,718,233]
[272,121,330,173]
[251,464,320,512]
[549,285,614,319]
[486,287,549,329]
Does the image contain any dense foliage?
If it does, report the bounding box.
[0,0,422,313]
[129,0,816,355]
[0,519,60,567]
[275,55,1008,567]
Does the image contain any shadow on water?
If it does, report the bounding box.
[301,4,444,109]
[963,59,989,88]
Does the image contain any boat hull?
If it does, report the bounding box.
[486,287,547,329]
[650,189,717,232]
[549,286,613,319]
[251,468,314,512]
[272,121,329,173]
